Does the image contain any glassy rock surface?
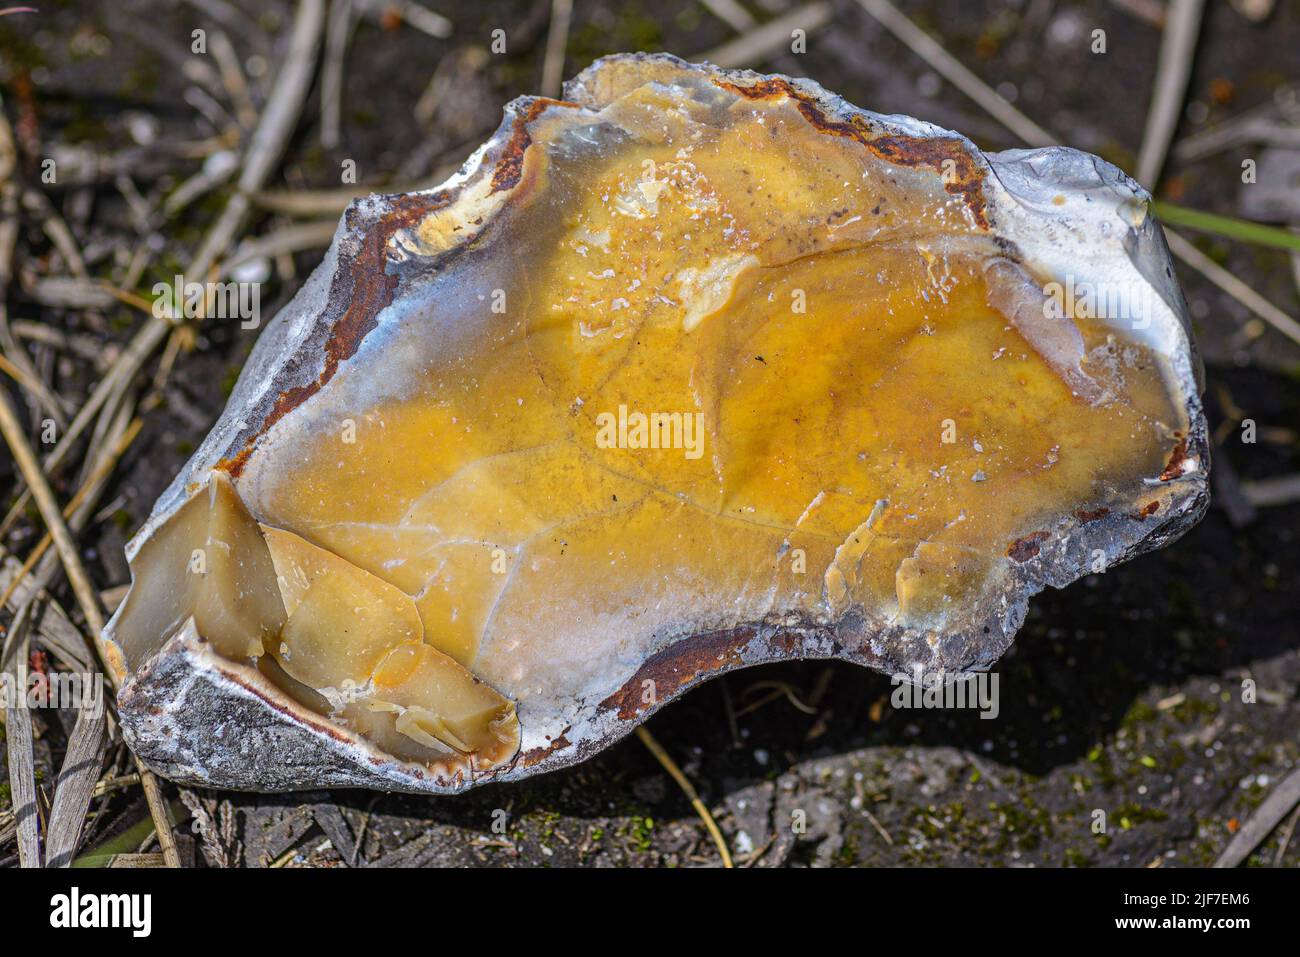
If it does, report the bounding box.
[104,54,1209,793]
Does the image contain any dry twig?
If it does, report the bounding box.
[1135,0,1206,187]
[1215,767,1300,867]
[3,603,41,867]
[854,0,1055,147]
[541,0,574,100]
[635,725,734,868]
[703,1,831,69]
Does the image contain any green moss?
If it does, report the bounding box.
[1114,802,1169,829]
[1122,699,1157,729]
[1171,695,1219,722]
[986,795,1054,852]
[628,815,654,853]
[1063,846,1090,867]
[834,834,859,866]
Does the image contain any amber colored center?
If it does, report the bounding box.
[112,80,1185,773]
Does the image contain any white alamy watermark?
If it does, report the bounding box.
[595,404,705,460]
[0,666,105,716]
[1042,275,1154,329]
[890,666,1000,719]
[152,274,261,328]
[50,888,151,937]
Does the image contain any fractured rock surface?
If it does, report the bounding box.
[104,54,1209,793]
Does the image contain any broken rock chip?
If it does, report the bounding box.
[105,54,1209,793]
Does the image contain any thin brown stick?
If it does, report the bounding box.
[1164,230,1300,347]
[9,320,108,366]
[0,388,106,638]
[0,389,181,867]
[379,0,451,39]
[0,418,143,613]
[3,603,41,866]
[320,0,356,149]
[43,3,326,869]
[210,30,259,131]
[0,398,114,868]
[849,0,1298,348]
[1274,804,1300,867]
[0,568,89,675]
[1,0,327,541]
[854,0,1055,147]
[249,156,466,215]
[635,725,733,868]
[703,2,832,68]
[22,188,90,281]
[0,351,68,427]
[541,0,574,99]
[698,0,756,33]
[1135,0,1205,187]
[223,219,339,278]
[44,707,108,868]
[190,0,326,279]
[1242,473,1300,508]
[19,0,328,510]
[1214,767,1300,868]
[136,772,181,870]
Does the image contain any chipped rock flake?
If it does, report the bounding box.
[104,54,1209,794]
